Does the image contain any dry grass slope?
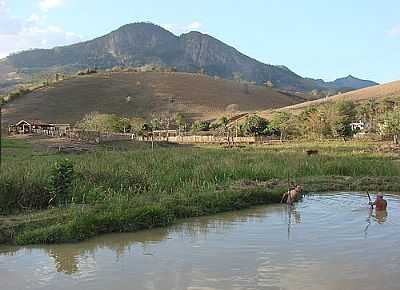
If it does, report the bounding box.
[267,80,400,115]
[2,72,303,125]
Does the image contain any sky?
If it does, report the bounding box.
[1,0,399,83]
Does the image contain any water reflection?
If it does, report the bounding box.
[48,247,79,274]
[1,205,286,277]
[1,193,399,290]
[375,210,388,224]
[364,208,388,238]
[287,204,302,240]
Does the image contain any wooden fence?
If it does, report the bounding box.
[100,133,133,142]
[66,129,101,143]
[22,125,278,145]
[152,135,275,144]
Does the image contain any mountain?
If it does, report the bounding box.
[2,71,304,125]
[329,75,378,90]
[0,22,378,94]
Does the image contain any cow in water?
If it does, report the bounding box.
[281,185,303,205]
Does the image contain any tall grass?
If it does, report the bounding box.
[2,139,399,244]
[2,141,399,214]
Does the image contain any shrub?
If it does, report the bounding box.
[243,115,269,136]
[192,120,211,132]
[48,159,74,207]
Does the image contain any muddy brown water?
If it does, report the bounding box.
[1,192,400,290]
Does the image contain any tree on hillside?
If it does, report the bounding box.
[218,116,230,136]
[270,112,294,141]
[175,113,186,136]
[129,118,146,135]
[209,116,230,136]
[243,115,269,136]
[151,118,161,130]
[358,98,379,132]
[191,120,211,133]
[379,98,395,113]
[382,110,400,144]
[330,101,356,140]
[142,122,153,134]
[357,103,370,123]
[114,117,131,133]
[77,112,118,133]
[219,116,230,128]
[302,108,327,139]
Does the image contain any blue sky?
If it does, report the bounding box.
[1,0,399,83]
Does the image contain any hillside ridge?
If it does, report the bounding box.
[268,80,400,115]
[1,22,378,95]
[2,71,305,125]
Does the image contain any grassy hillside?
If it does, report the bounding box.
[268,80,400,115]
[2,71,304,125]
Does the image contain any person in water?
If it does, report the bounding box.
[281,185,303,204]
[369,192,388,211]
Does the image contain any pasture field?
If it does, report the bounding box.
[1,137,399,245]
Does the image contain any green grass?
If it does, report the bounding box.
[1,138,399,245]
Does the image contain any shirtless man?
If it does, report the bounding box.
[369,192,388,211]
[281,185,303,204]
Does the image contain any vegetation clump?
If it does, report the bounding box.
[48,159,74,207]
[76,68,97,75]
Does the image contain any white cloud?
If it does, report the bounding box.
[162,21,206,35]
[39,0,64,12]
[28,13,47,23]
[0,0,81,58]
[187,21,202,30]
[388,24,400,37]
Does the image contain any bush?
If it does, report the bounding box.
[192,120,211,132]
[48,159,74,207]
[77,68,97,75]
[243,115,269,136]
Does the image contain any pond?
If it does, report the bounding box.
[1,192,399,290]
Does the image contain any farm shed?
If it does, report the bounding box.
[8,120,71,136]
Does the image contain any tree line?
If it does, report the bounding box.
[76,97,400,144]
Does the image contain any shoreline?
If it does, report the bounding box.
[2,175,399,246]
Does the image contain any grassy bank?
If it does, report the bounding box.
[1,138,399,245]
